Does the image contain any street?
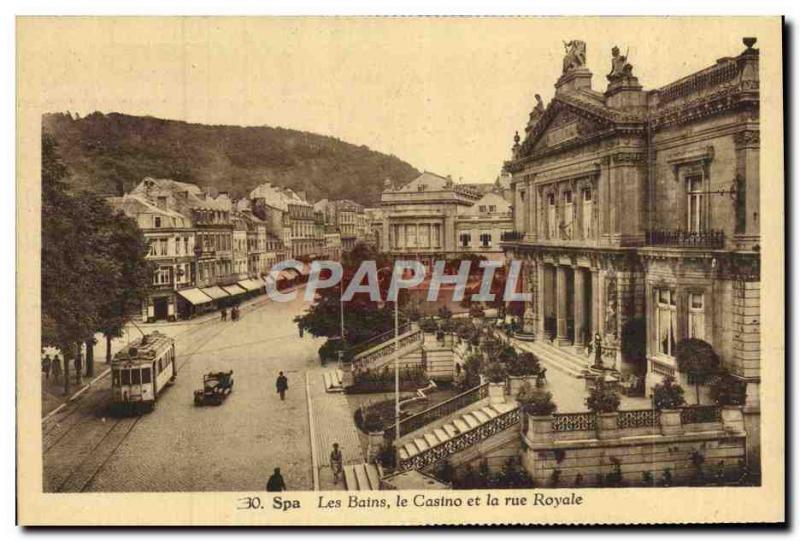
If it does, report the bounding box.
[42,294,324,492]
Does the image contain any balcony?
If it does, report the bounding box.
[500,230,525,242]
[645,229,725,249]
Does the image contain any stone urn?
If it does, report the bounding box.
[488,382,506,406]
[659,409,683,436]
[367,431,385,462]
[721,405,745,433]
[525,413,554,443]
[596,412,619,440]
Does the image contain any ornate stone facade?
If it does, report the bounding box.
[502,38,760,466]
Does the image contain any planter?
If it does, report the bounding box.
[659,409,683,436]
[488,382,506,406]
[508,375,538,398]
[367,431,385,462]
[720,405,745,433]
[525,413,553,443]
[596,412,619,440]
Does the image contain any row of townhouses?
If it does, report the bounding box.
[110,178,366,322]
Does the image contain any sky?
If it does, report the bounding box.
[20,17,769,182]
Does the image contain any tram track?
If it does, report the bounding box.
[45,314,239,492]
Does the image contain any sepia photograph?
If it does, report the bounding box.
[16,15,784,525]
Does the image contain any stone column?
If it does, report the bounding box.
[536,261,546,338]
[556,265,570,345]
[573,267,586,347]
[590,268,599,337]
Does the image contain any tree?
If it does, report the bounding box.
[675,338,720,404]
[41,134,102,394]
[294,243,400,346]
[652,375,687,410]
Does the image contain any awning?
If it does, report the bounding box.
[200,286,230,300]
[237,278,265,292]
[221,284,247,296]
[176,288,213,306]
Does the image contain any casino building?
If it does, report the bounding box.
[501,38,761,461]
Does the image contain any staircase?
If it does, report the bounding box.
[395,400,520,472]
[351,326,424,373]
[512,338,590,378]
[323,368,345,393]
[343,463,383,491]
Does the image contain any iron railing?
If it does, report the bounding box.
[551,412,596,432]
[397,405,521,472]
[618,409,661,429]
[350,323,412,357]
[680,405,722,424]
[645,229,725,249]
[352,329,423,372]
[386,382,489,440]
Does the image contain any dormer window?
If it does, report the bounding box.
[154,216,161,228]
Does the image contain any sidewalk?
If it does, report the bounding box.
[306,367,364,491]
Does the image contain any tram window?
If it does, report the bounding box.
[142,368,152,384]
[158,359,163,373]
[121,370,131,385]
[132,370,141,385]
[112,370,120,386]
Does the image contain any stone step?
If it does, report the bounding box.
[462,413,480,429]
[343,465,358,490]
[323,369,345,393]
[443,423,459,439]
[413,437,430,453]
[433,427,451,443]
[536,340,591,371]
[480,406,500,419]
[513,340,585,378]
[398,446,410,461]
[423,432,439,448]
[453,418,470,433]
[353,463,370,490]
[404,441,419,457]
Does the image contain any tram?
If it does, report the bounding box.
[111,331,176,412]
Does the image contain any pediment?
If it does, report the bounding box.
[519,100,614,157]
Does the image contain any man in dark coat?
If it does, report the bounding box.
[266,467,286,492]
[276,371,288,401]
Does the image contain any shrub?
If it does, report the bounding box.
[652,375,687,410]
[418,317,438,333]
[469,305,485,319]
[484,361,508,383]
[440,317,456,333]
[517,381,557,416]
[708,370,747,406]
[437,306,453,320]
[509,351,540,376]
[585,381,621,413]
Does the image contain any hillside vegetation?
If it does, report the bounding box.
[42,112,420,205]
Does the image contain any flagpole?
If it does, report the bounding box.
[394,292,400,442]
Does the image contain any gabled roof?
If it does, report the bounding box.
[458,191,512,217]
[393,171,451,192]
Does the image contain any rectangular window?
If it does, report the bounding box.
[112,369,120,386]
[142,368,152,384]
[154,216,161,228]
[460,233,471,247]
[121,370,131,385]
[687,175,704,233]
[547,193,556,239]
[479,205,486,213]
[688,292,705,340]
[655,288,677,358]
[131,369,141,385]
[480,233,491,248]
[582,188,593,239]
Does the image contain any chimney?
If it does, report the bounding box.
[298,190,308,202]
[176,190,188,200]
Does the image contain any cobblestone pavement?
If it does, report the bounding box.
[43,294,324,492]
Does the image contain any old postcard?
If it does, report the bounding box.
[17,16,784,525]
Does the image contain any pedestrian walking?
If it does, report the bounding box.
[330,443,344,485]
[221,308,227,322]
[51,354,62,382]
[266,467,286,492]
[74,352,83,384]
[276,371,288,401]
[298,324,304,338]
[42,354,52,381]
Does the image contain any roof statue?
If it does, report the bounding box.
[525,94,546,132]
[562,40,587,73]
[607,45,634,83]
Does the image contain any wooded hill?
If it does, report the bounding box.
[42,112,420,205]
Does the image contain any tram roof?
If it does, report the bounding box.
[113,331,174,364]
